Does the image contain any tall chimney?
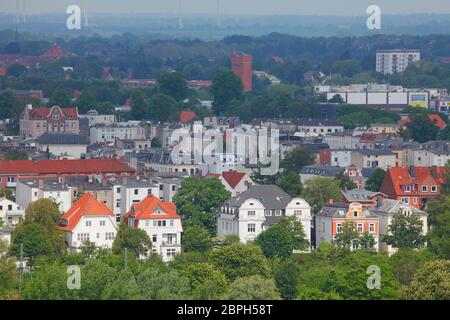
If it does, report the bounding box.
[431,165,438,178]
[409,166,415,178]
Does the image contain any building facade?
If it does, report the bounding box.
[231,52,253,92]
[376,50,421,75]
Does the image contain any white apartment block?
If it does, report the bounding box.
[16,180,72,213]
[376,50,421,75]
[0,198,25,226]
[90,123,146,144]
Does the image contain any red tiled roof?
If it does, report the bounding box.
[124,196,181,225]
[179,110,197,123]
[43,44,67,59]
[221,171,247,189]
[399,114,446,129]
[59,192,114,232]
[385,166,446,195]
[0,159,135,175]
[29,106,79,120]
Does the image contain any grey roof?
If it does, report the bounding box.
[225,185,292,210]
[36,132,88,145]
[341,189,386,202]
[369,199,427,216]
[300,165,345,177]
[120,177,157,188]
[355,149,395,156]
[318,203,378,218]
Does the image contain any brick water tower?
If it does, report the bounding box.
[230,52,253,92]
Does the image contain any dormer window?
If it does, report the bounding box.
[422,186,427,192]
[431,186,438,192]
[353,211,358,217]
[404,185,411,193]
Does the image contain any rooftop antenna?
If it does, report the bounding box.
[83,0,89,28]
[216,0,221,28]
[15,0,19,41]
[22,0,27,23]
[177,0,183,29]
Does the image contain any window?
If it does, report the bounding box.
[100,221,106,227]
[353,210,358,217]
[134,189,139,195]
[157,220,167,227]
[172,185,176,192]
[369,224,375,233]
[170,220,174,227]
[248,223,256,233]
[401,197,410,204]
[8,205,12,211]
[117,187,121,193]
[275,210,282,216]
[294,210,302,216]
[265,210,271,216]
[145,220,150,227]
[77,233,89,242]
[159,185,164,190]
[404,185,411,193]
[357,223,363,233]
[422,186,428,192]
[166,249,176,259]
[248,211,256,216]
[147,189,153,195]
[336,223,342,233]
[413,197,417,204]
[152,235,157,242]
[431,186,438,192]
[85,221,92,227]
[105,232,115,240]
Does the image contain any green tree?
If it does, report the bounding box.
[75,91,97,114]
[23,199,61,232]
[332,59,362,77]
[0,91,22,120]
[302,177,342,214]
[274,258,300,300]
[382,214,426,250]
[0,253,19,299]
[333,221,360,250]
[224,276,281,300]
[335,172,357,190]
[255,225,294,259]
[276,171,303,197]
[281,148,314,173]
[112,223,152,258]
[173,177,230,234]
[9,223,62,267]
[136,268,191,300]
[101,270,142,300]
[404,115,440,143]
[427,196,450,259]
[404,259,450,300]
[182,226,213,253]
[210,243,271,282]
[212,71,243,115]
[4,149,28,160]
[0,188,15,201]
[130,91,147,120]
[390,249,435,286]
[357,232,376,251]
[276,216,309,251]
[148,93,180,122]
[181,263,228,300]
[158,72,189,101]
[48,89,72,107]
[365,168,386,192]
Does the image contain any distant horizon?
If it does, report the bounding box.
[1,0,450,16]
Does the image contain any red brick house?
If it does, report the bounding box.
[380,166,446,209]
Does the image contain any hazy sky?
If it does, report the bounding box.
[1,0,450,15]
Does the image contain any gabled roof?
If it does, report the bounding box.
[369,199,427,216]
[225,185,291,210]
[384,166,446,195]
[179,110,197,123]
[59,192,114,232]
[28,106,79,120]
[221,171,247,189]
[125,195,181,222]
[399,114,446,129]
[342,189,386,203]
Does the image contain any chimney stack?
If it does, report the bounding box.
[431,165,438,178]
[409,166,415,178]
[376,196,382,208]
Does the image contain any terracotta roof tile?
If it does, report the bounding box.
[59,192,114,232]
[125,195,181,223]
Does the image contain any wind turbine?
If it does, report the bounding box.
[177,0,183,29]
[83,0,89,28]
[216,0,221,29]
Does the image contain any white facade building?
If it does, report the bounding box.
[90,123,146,144]
[125,196,183,262]
[0,197,25,226]
[16,180,72,213]
[217,185,312,248]
[376,50,421,75]
[59,193,118,252]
